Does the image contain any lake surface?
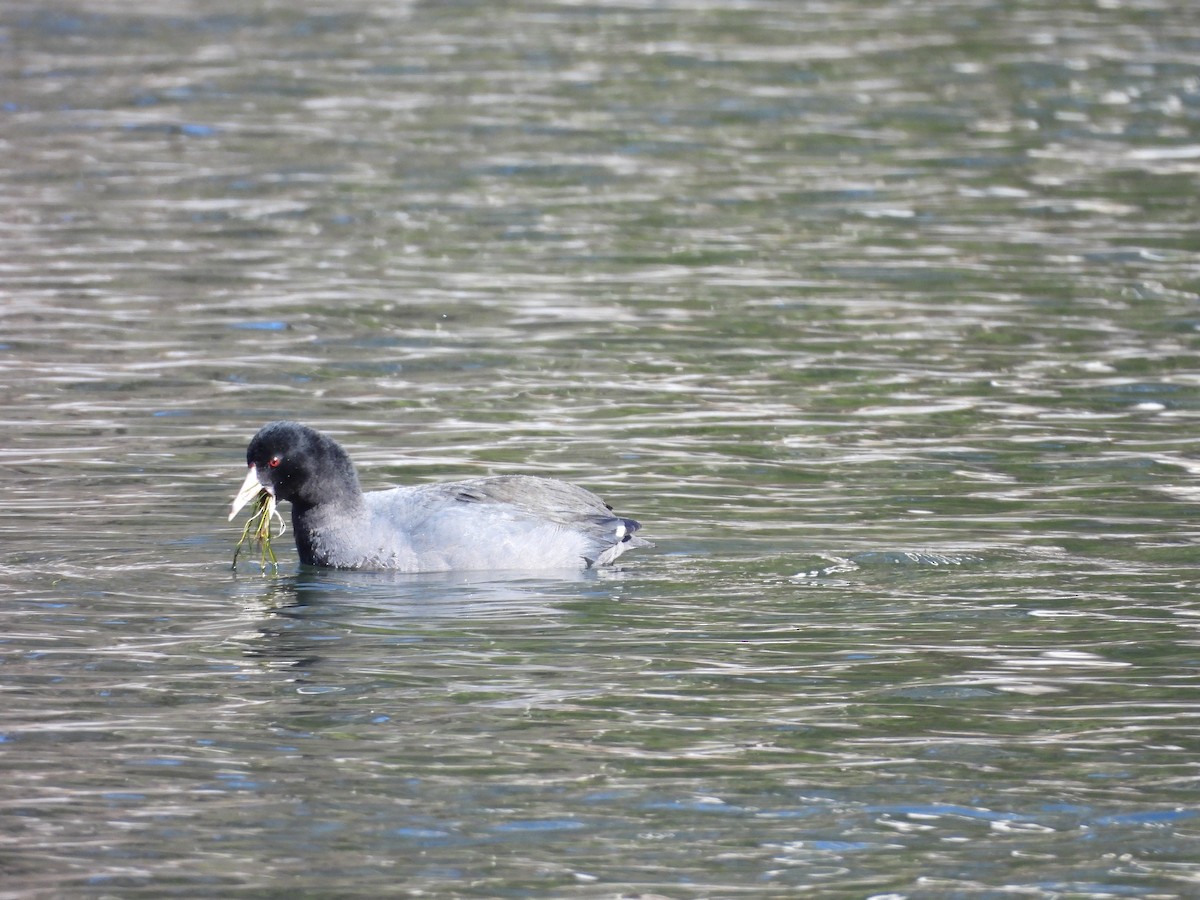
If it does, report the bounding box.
[3,0,1200,896]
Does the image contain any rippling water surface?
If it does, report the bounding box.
[4,0,1200,896]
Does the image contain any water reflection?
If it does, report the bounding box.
[225,568,577,672]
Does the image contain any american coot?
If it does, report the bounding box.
[229,421,652,572]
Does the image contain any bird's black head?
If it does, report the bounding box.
[245,421,360,509]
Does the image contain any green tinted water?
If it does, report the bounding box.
[3,0,1200,896]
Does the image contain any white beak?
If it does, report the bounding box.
[229,465,269,521]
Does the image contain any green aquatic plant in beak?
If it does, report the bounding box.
[229,466,285,572]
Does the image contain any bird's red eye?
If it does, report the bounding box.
[268,456,281,468]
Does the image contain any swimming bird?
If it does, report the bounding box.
[229,421,651,572]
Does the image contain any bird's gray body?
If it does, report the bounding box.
[295,474,650,571]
